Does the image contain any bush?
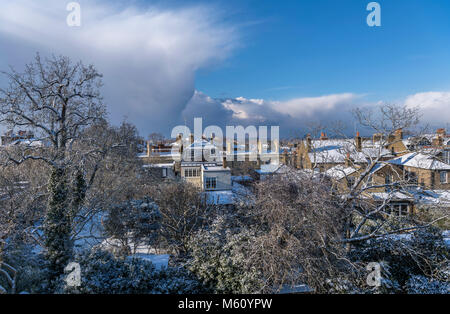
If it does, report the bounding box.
[406,275,449,294]
[348,227,449,293]
[186,217,264,294]
[1,245,48,294]
[62,248,204,294]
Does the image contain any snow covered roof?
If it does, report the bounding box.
[187,139,217,149]
[204,190,233,205]
[369,191,414,202]
[143,162,175,168]
[255,163,290,175]
[8,138,44,147]
[388,152,450,170]
[324,165,358,180]
[202,164,231,172]
[410,189,450,207]
[307,139,392,164]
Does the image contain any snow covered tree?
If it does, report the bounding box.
[148,182,210,256]
[103,198,161,256]
[62,248,205,294]
[0,53,106,283]
[187,216,263,294]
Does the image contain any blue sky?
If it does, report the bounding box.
[0,0,449,136]
[193,0,450,102]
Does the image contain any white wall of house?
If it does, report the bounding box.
[201,169,232,191]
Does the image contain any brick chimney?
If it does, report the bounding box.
[190,134,194,144]
[355,131,362,152]
[223,156,227,169]
[433,136,444,147]
[373,133,382,143]
[395,128,403,141]
[437,128,446,137]
[345,152,352,167]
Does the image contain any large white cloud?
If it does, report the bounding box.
[404,92,450,126]
[0,0,238,134]
[183,90,450,137]
[182,91,363,136]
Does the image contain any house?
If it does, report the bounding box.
[296,131,393,172]
[388,152,450,190]
[367,191,416,216]
[0,130,44,147]
[177,138,233,205]
[405,128,450,150]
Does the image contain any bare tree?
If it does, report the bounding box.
[148,132,165,144]
[339,105,447,243]
[147,182,210,256]
[0,53,106,280]
[245,171,352,293]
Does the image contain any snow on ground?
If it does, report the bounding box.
[204,190,234,205]
[74,211,105,252]
[128,254,170,271]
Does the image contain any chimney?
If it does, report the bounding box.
[306,134,312,152]
[283,150,288,164]
[345,152,352,167]
[437,128,446,137]
[257,139,263,154]
[355,131,362,152]
[395,128,403,141]
[226,140,232,154]
[433,136,444,147]
[222,156,227,169]
[373,133,382,143]
[320,132,328,141]
[190,134,194,144]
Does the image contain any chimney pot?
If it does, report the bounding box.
[320,132,328,140]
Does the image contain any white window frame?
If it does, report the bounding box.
[184,168,199,178]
